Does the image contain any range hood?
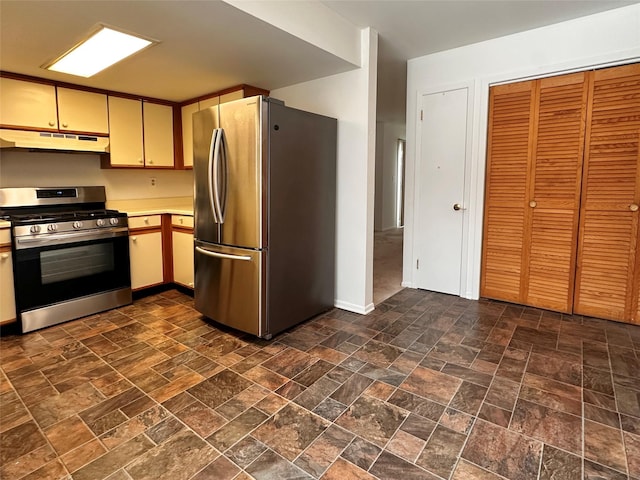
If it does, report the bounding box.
[0,129,109,153]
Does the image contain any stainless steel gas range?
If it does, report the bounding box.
[0,186,132,333]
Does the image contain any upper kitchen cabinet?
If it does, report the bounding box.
[56,87,108,134]
[106,96,174,168]
[180,86,268,168]
[0,77,58,130]
[143,102,174,167]
[0,77,109,134]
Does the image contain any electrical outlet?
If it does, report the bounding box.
[150,177,157,187]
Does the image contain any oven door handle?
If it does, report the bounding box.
[15,228,129,249]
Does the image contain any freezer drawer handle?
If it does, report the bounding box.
[195,246,251,261]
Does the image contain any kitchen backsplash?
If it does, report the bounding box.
[0,151,193,200]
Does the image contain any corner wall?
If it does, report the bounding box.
[404,4,640,299]
[271,28,378,314]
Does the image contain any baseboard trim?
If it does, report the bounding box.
[334,300,375,315]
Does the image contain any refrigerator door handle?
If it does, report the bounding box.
[212,128,225,224]
[195,246,252,261]
[207,128,219,223]
[219,129,228,221]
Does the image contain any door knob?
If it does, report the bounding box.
[453,203,462,211]
[631,204,639,212]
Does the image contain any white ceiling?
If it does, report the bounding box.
[1,0,636,121]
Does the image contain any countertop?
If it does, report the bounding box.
[106,196,193,216]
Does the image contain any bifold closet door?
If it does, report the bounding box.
[481,74,587,312]
[574,64,640,323]
[481,81,534,303]
[523,73,588,312]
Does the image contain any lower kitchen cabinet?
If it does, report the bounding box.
[129,216,164,290]
[172,230,194,288]
[0,228,16,325]
[171,215,194,289]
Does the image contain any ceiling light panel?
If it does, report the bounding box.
[46,26,155,77]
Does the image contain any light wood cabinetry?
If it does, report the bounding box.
[482,63,640,324]
[108,96,144,167]
[56,87,109,134]
[0,77,58,129]
[171,214,194,289]
[0,77,109,134]
[107,97,174,168]
[0,227,16,325]
[143,102,174,167]
[180,88,260,168]
[128,215,164,290]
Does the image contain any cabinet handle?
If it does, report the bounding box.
[48,121,55,127]
[1,253,8,260]
[631,204,639,212]
[62,122,68,128]
[143,217,149,223]
[132,236,138,242]
[529,200,537,208]
[148,159,154,165]
[138,159,144,164]
[179,218,184,224]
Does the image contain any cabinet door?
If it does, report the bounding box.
[129,231,164,289]
[0,77,57,129]
[481,81,535,303]
[199,96,220,110]
[143,102,174,167]
[172,230,194,288]
[220,91,243,104]
[181,102,199,169]
[522,73,588,312]
[574,64,640,323]
[57,87,108,134]
[0,248,16,324]
[108,96,144,167]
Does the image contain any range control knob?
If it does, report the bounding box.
[30,225,41,234]
[96,219,106,227]
[109,218,119,226]
[73,221,83,229]
[47,224,58,232]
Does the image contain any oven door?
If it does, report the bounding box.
[13,229,131,330]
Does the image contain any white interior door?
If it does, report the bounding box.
[415,88,468,295]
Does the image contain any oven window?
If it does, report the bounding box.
[41,244,115,284]
[13,235,131,312]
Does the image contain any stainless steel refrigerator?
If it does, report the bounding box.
[193,96,337,339]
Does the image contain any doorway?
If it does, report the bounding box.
[373,133,406,305]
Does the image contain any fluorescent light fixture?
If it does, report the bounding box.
[45,25,155,77]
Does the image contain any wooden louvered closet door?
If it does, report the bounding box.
[574,64,640,324]
[481,74,588,312]
[481,81,534,303]
[523,73,588,312]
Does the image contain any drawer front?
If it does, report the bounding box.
[129,215,162,229]
[0,228,10,246]
[171,215,194,229]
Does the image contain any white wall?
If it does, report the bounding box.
[271,28,378,314]
[404,4,640,299]
[0,151,193,200]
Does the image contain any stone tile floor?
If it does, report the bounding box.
[1,288,639,480]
